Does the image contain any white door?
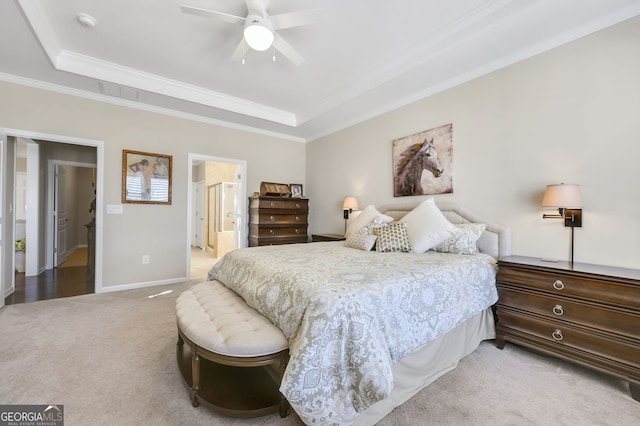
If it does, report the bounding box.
[194,181,205,249]
[54,164,68,266]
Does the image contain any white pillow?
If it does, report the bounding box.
[345,205,393,237]
[344,233,377,251]
[434,223,486,255]
[401,198,456,253]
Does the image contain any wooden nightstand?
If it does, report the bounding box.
[495,256,640,401]
[311,234,346,242]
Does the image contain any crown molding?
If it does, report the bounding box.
[0,72,306,143]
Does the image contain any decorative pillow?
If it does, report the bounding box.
[400,198,456,253]
[374,222,411,253]
[361,215,390,235]
[344,233,377,251]
[345,205,393,237]
[434,223,486,255]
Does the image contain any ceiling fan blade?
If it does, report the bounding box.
[270,8,326,30]
[245,0,266,16]
[181,5,245,26]
[273,33,304,66]
[230,39,245,62]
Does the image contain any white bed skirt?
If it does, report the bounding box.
[354,308,496,425]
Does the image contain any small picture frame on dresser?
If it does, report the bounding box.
[290,184,303,198]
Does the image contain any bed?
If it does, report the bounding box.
[206,200,511,425]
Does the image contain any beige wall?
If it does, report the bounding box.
[306,17,640,269]
[1,16,638,295]
[0,81,305,290]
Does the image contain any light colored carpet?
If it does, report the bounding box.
[0,281,638,426]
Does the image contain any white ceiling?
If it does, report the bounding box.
[2,0,639,142]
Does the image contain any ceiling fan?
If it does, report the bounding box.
[181,0,326,65]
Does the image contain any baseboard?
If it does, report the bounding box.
[97,276,188,294]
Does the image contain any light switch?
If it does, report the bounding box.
[107,204,123,214]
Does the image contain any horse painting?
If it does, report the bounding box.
[392,124,453,197]
[394,138,443,196]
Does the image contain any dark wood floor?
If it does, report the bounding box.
[5,267,95,305]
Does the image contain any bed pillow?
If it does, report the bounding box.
[344,233,377,251]
[434,223,486,255]
[345,205,393,237]
[374,222,411,252]
[401,198,456,253]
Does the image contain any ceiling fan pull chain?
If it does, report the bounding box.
[242,39,246,65]
[272,45,276,62]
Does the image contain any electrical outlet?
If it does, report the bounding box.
[142,255,150,264]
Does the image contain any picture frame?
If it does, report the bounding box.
[290,183,303,198]
[122,149,172,204]
[392,123,453,197]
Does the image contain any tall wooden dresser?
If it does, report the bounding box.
[495,256,640,401]
[248,196,309,246]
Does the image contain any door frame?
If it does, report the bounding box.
[46,160,97,270]
[186,153,247,280]
[0,128,104,294]
[192,180,205,250]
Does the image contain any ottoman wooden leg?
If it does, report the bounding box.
[190,343,200,407]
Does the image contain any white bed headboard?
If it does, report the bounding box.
[378,202,512,259]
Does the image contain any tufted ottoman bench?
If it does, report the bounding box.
[175,280,290,418]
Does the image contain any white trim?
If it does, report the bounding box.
[304,3,640,142]
[98,277,187,293]
[0,128,104,293]
[56,50,296,126]
[186,153,248,280]
[0,72,306,144]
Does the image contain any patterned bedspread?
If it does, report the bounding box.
[207,242,498,425]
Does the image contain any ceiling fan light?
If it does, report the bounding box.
[244,17,274,51]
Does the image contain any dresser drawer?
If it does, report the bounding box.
[252,198,308,211]
[250,224,307,238]
[498,287,640,340]
[252,213,308,226]
[497,309,640,370]
[498,265,640,309]
[249,235,308,246]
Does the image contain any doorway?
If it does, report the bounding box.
[1,130,104,307]
[187,154,247,282]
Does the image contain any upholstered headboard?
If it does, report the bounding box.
[378,202,512,259]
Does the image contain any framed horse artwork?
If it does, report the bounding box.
[392,123,453,197]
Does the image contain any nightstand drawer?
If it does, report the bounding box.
[498,265,640,308]
[497,309,640,370]
[498,287,640,340]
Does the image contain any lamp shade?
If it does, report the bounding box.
[243,16,274,51]
[541,184,583,208]
[343,197,358,210]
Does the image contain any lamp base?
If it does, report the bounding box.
[565,209,582,227]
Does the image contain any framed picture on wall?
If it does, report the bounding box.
[392,123,453,197]
[122,150,172,204]
[290,183,303,198]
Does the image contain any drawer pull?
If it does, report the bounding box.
[296,216,300,222]
[269,229,274,235]
[295,203,301,208]
[553,280,565,290]
[270,202,276,207]
[552,329,564,341]
[295,229,300,234]
[270,216,275,222]
[552,305,564,316]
